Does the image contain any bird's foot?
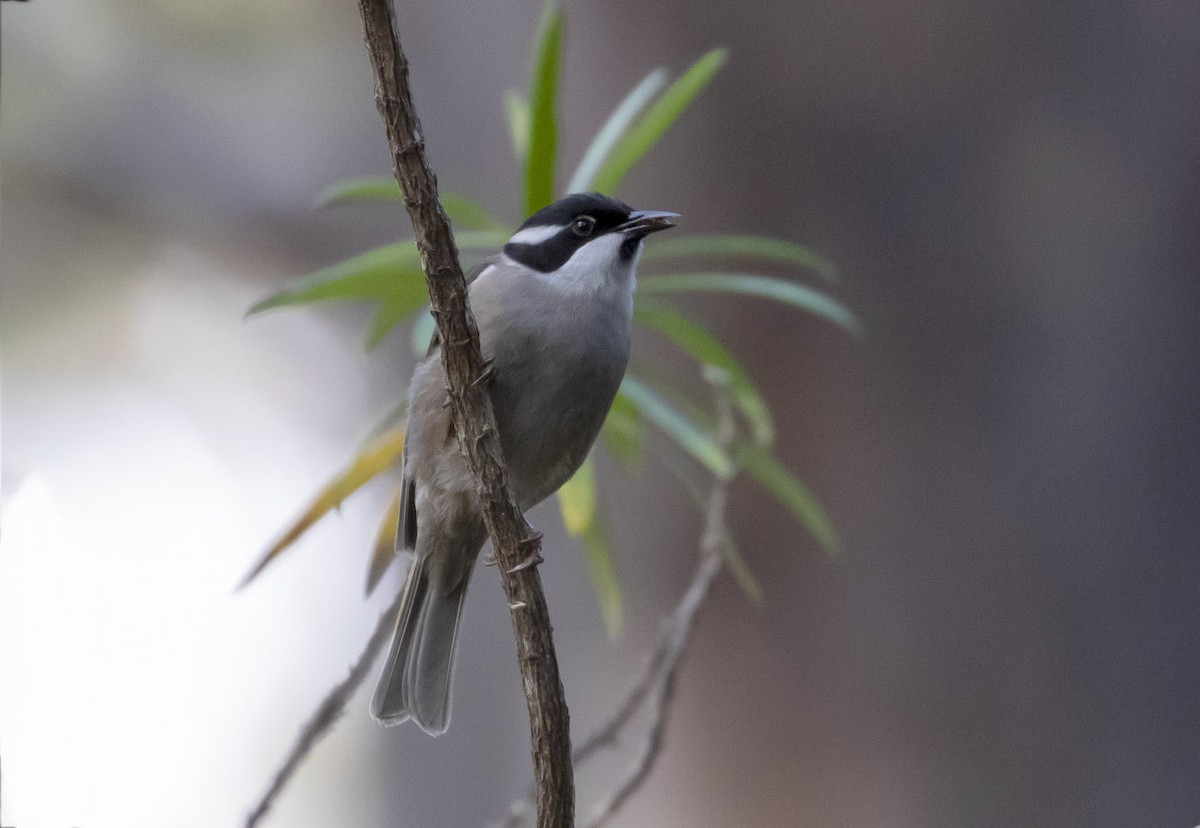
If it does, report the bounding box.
[506,531,544,573]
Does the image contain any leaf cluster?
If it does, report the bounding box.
[244,3,857,635]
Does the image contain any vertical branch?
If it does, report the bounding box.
[355,2,574,826]
[492,377,740,828]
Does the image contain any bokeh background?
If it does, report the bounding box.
[3,1,1199,826]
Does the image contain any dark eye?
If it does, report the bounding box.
[572,216,596,237]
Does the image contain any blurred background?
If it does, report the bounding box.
[3,1,1199,826]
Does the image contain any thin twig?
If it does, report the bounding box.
[355,2,574,826]
[582,463,730,825]
[571,615,673,767]
[246,588,405,828]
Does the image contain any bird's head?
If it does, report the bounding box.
[502,192,678,276]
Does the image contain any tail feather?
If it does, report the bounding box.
[371,552,472,735]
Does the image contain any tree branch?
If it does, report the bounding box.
[355,2,574,826]
[494,381,738,828]
[582,500,726,827]
[245,588,405,828]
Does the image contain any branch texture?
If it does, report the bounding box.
[355,2,574,826]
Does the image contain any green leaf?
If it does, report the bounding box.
[721,536,764,605]
[441,194,509,231]
[247,232,508,316]
[742,448,840,555]
[314,176,401,207]
[633,298,774,447]
[645,436,709,507]
[638,272,862,336]
[600,390,645,469]
[590,48,728,195]
[364,297,424,350]
[618,375,732,478]
[524,2,564,214]
[567,68,668,194]
[504,89,530,162]
[642,234,839,282]
[247,243,426,315]
[557,454,597,535]
[582,512,623,638]
[557,457,622,637]
[316,183,506,231]
[458,229,513,250]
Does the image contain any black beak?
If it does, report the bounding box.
[619,210,680,239]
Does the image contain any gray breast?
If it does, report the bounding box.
[476,283,631,509]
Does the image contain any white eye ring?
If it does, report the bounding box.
[572,216,596,237]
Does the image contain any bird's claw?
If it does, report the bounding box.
[505,531,544,573]
[506,551,544,574]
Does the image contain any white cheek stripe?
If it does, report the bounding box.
[506,224,565,246]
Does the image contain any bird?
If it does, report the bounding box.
[371,192,678,735]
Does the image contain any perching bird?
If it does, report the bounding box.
[372,192,678,734]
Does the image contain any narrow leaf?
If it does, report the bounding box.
[721,536,764,605]
[557,455,598,535]
[590,48,728,194]
[317,181,506,232]
[642,234,839,282]
[583,515,623,638]
[365,296,425,350]
[524,2,564,214]
[452,229,513,250]
[441,194,509,231]
[365,484,404,595]
[504,89,530,162]
[247,244,424,315]
[638,272,862,336]
[247,232,507,316]
[567,68,669,194]
[638,433,762,605]
[238,426,407,588]
[634,298,774,446]
[600,391,645,469]
[315,176,401,207]
[618,375,732,478]
[557,457,622,636]
[742,448,840,555]
[645,436,709,507]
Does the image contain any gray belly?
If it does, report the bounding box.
[485,317,629,508]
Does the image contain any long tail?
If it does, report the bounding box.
[371,550,473,735]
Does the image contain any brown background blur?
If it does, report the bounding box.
[3,1,1199,827]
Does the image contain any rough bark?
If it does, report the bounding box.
[355,2,574,826]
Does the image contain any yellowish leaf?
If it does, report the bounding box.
[238,426,406,588]
[365,483,404,595]
[557,455,597,535]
